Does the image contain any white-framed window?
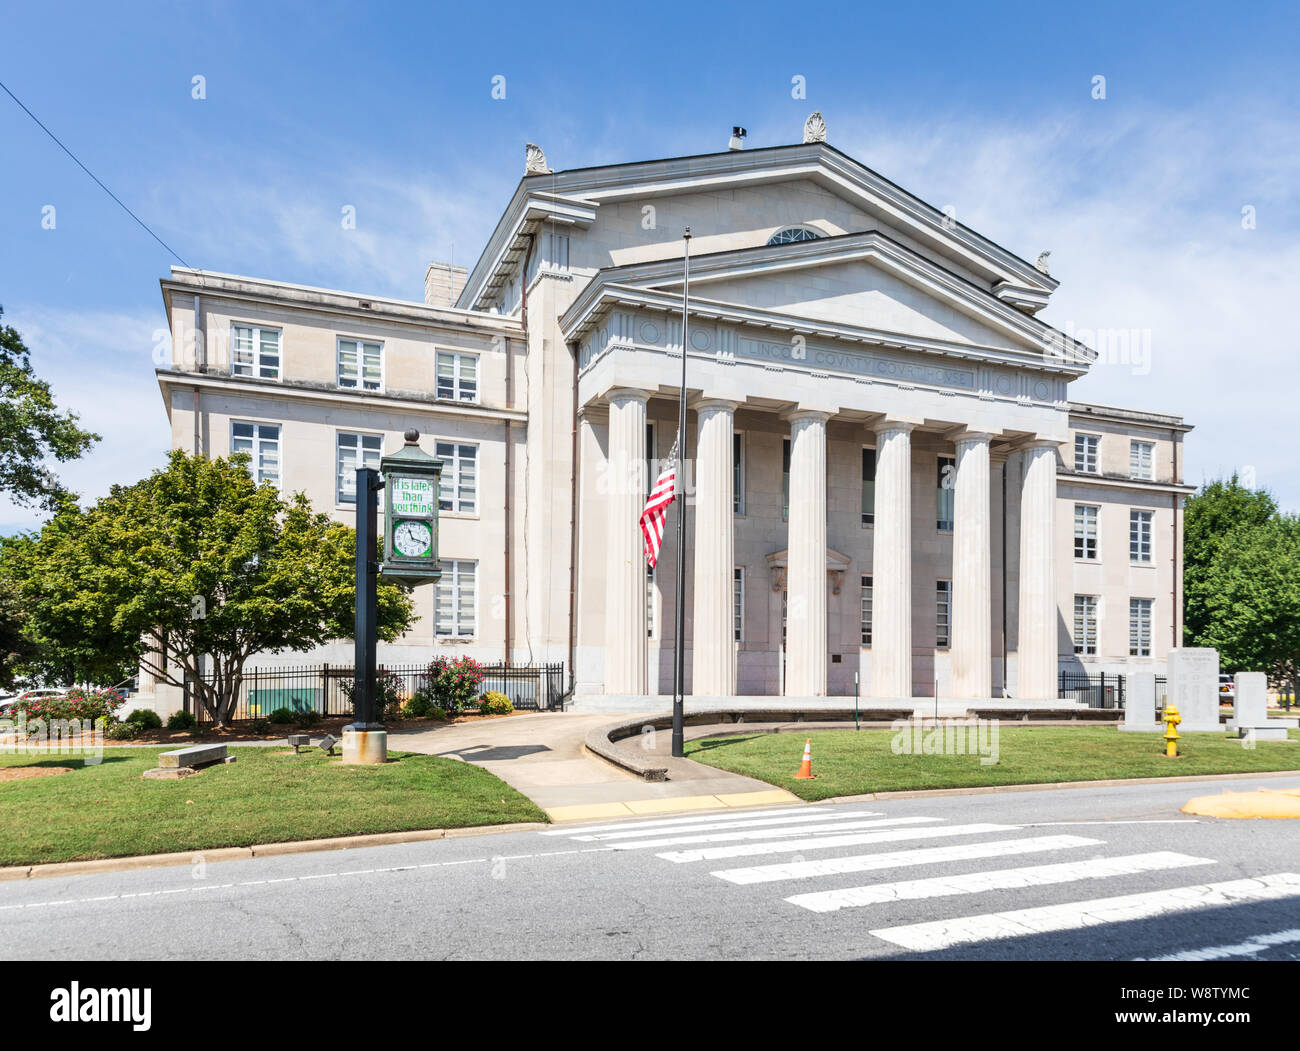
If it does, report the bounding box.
[860,574,873,646]
[733,431,745,515]
[936,580,952,648]
[1074,504,1099,560]
[231,324,281,380]
[782,437,791,521]
[436,441,478,514]
[230,421,280,488]
[861,447,876,527]
[1130,440,1154,480]
[436,351,478,403]
[337,337,383,391]
[1074,433,1100,473]
[336,432,383,504]
[1073,595,1098,655]
[647,564,657,640]
[936,456,955,531]
[1129,598,1153,657]
[767,226,824,245]
[733,567,745,643]
[1130,509,1153,563]
[435,560,477,638]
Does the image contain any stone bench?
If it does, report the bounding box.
[143,743,234,779]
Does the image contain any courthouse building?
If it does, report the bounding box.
[152,117,1193,706]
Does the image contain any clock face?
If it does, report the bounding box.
[393,519,432,558]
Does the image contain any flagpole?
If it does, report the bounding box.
[672,228,691,759]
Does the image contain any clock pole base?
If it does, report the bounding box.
[342,728,388,765]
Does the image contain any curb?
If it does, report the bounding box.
[813,768,1300,806]
[0,821,549,881]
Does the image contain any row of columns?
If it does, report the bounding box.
[604,389,1058,700]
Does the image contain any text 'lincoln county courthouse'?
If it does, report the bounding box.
[149,119,1192,708]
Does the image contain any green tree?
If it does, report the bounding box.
[0,306,100,510]
[1197,513,1300,701]
[9,449,415,724]
[1183,475,1277,647]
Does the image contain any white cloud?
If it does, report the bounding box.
[0,306,170,534]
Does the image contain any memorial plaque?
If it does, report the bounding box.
[1120,671,1159,732]
[1166,648,1220,732]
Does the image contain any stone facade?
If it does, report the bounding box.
[152,132,1193,701]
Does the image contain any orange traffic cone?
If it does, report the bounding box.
[793,737,816,780]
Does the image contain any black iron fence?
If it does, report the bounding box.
[1058,671,1127,709]
[191,661,566,725]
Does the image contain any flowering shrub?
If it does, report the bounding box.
[340,670,407,721]
[417,657,485,714]
[478,691,514,716]
[9,687,123,726]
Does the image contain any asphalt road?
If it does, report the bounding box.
[3,776,1299,961]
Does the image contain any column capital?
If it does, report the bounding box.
[945,426,996,446]
[782,406,833,424]
[873,415,922,437]
[606,386,653,406]
[1019,435,1064,451]
[691,396,740,414]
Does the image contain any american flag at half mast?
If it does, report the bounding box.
[640,431,680,568]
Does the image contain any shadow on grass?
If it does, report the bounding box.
[687,735,768,754]
[3,756,133,770]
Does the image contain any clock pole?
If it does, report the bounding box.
[344,464,387,764]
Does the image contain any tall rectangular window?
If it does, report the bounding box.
[436,441,478,514]
[1130,440,1154,480]
[337,338,383,390]
[1074,504,1099,560]
[861,447,876,527]
[1073,595,1098,655]
[782,437,791,521]
[1130,509,1153,562]
[231,324,281,380]
[436,351,478,402]
[936,456,955,531]
[230,421,280,488]
[860,574,873,646]
[1075,433,1100,473]
[733,431,745,514]
[336,432,382,504]
[1129,598,1152,657]
[733,567,745,643]
[936,580,952,648]
[435,560,477,638]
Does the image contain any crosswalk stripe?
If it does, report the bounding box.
[608,816,941,852]
[786,852,1214,913]
[869,872,1300,952]
[1143,927,1300,961]
[573,809,884,842]
[657,822,1021,863]
[539,805,816,837]
[711,834,1104,885]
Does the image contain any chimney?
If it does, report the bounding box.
[424,261,468,308]
[728,125,747,151]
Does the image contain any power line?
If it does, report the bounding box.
[0,78,195,270]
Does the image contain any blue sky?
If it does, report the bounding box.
[2,0,1298,531]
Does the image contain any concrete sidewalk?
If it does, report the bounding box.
[387,713,796,821]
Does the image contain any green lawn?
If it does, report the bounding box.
[685,726,1300,802]
[0,747,545,866]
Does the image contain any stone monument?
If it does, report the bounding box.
[1166,647,1221,732]
[1120,671,1160,732]
[1228,671,1299,743]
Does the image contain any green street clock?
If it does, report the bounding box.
[380,430,443,587]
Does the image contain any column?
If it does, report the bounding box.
[784,410,829,696]
[872,420,914,698]
[692,399,738,695]
[604,389,649,694]
[950,430,993,697]
[1017,439,1059,699]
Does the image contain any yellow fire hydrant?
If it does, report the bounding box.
[1163,703,1182,758]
